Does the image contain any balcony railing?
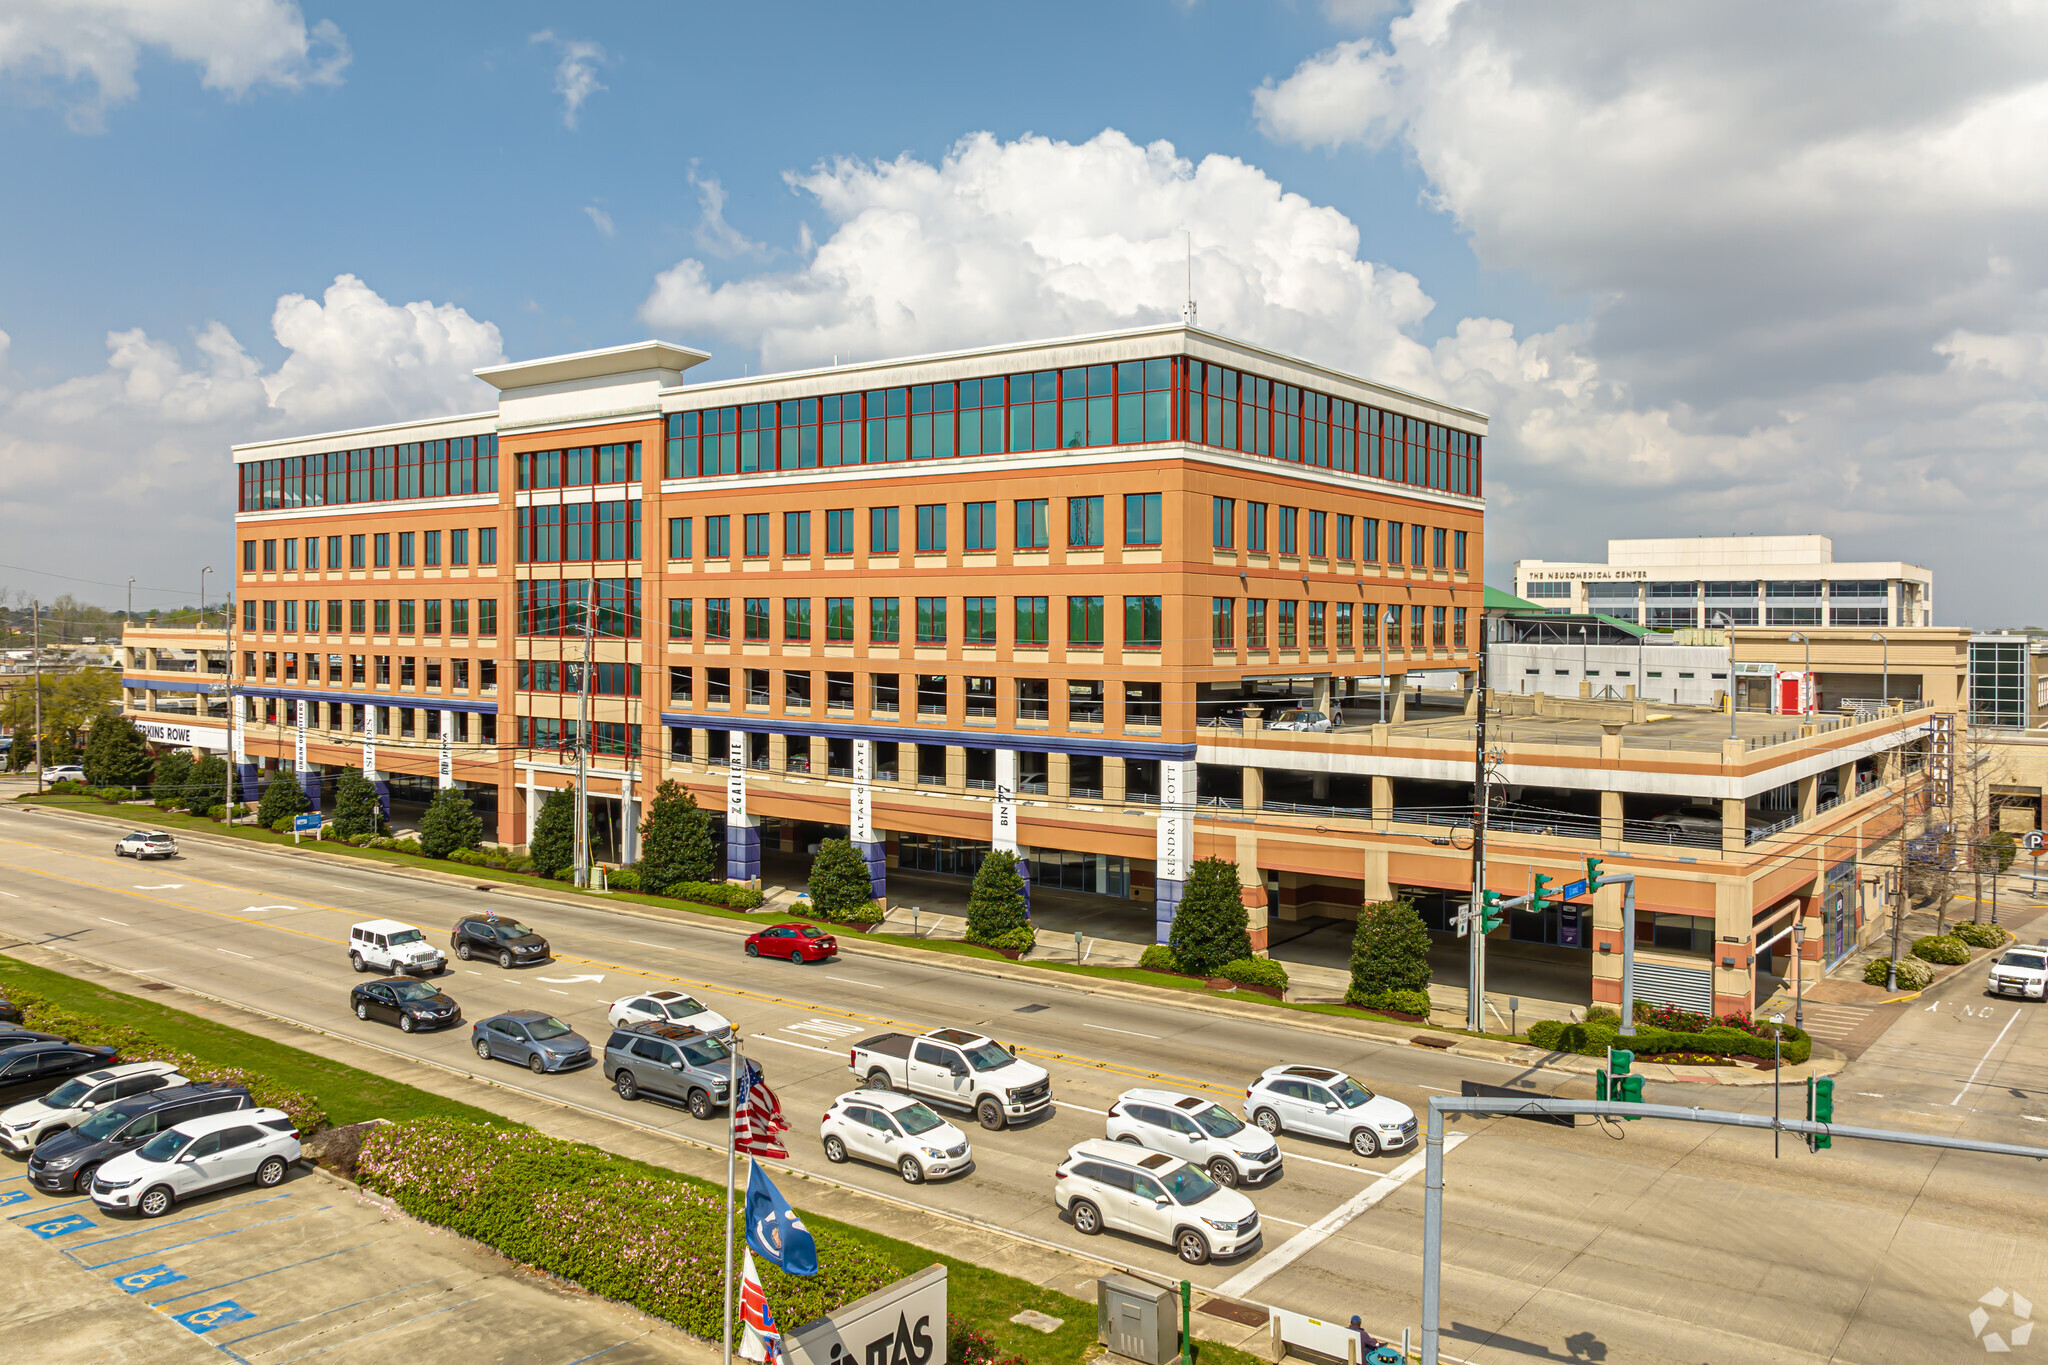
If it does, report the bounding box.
[1747,814,1798,845]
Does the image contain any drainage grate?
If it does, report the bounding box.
[138,983,172,992]
[1199,1299,1269,1328]
[1014,1003,1049,1013]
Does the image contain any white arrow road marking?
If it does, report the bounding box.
[0,891,16,898]
[239,905,295,915]
[538,974,605,984]
[1214,1133,1469,1299]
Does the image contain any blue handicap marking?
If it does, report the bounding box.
[0,1190,31,1208]
[173,1301,257,1335]
[26,1213,94,1238]
[114,1265,188,1294]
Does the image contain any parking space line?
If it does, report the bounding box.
[150,1238,394,1306]
[216,1277,445,1348]
[267,1298,483,1362]
[560,1340,647,1364]
[77,1206,319,1267]
[1057,1101,1110,1115]
[63,1192,300,1254]
[8,1195,92,1220]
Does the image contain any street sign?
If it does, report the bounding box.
[292,812,322,844]
[2023,830,2045,854]
[1557,878,1590,901]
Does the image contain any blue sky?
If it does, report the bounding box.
[3,2,2044,623]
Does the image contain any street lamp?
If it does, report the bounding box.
[1379,607,1400,723]
[126,576,134,623]
[1712,612,1736,738]
[1577,624,1589,693]
[199,566,211,632]
[1791,916,1806,1032]
[1788,631,1811,715]
[1869,632,1889,707]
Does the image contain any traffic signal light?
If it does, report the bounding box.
[1806,1076,1834,1151]
[1607,1046,1633,1076]
[1531,873,1553,913]
[1585,856,1604,891]
[1615,1073,1645,1113]
[1480,890,1505,933]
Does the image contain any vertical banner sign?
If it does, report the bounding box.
[437,711,454,788]
[231,696,246,762]
[1157,759,1192,882]
[849,739,873,844]
[992,749,1019,854]
[362,703,377,777]
[294,699,307,770]
[726,730,748,825]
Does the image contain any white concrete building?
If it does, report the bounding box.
[1513,536,1933,630]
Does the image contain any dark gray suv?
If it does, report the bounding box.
[26,1081,252,1193]
[605,1022,734,1119]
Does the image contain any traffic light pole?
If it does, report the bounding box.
[1467,634,1490,1034]
[1417,1093,2048,1365]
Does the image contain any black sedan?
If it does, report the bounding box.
[0,995,22,1025]
[451,914,551,968]
[0,1029,64,1048]
[471,1010,593,1074]
[349,978,463,1033]
[0,1042,122,1106]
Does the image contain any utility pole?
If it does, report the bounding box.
[1886,732,1915,991]
[31,598,43,792]
[573,583,596,888]
[223,583,235,821]
[1467,626,1491,1033]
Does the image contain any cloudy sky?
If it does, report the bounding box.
[2,1,2042,623]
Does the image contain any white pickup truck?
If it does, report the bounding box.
[848,1027,1053,1130]
[1988,943,2048,1000]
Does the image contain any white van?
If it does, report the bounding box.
[348,919,446,977]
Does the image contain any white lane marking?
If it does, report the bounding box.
[2024,1116,2046,1123]
[1857,1092,1886,1098]
[1081,1023,1162,1039]
[785,1018,863,1040]
[629,940,666,949]
[752,1034,843,1056]
[1214,1134,1469,1298]
[548,989,570,996]
[135,884,184,890]
[539,974,605,984]
[1058,1101,1110,1116]
[1416,1084,1457,1093]
[0,891,16,899]
[465,970,483,976]
[1952,1009,2023,1107]
[99,917,128,925]
[216,948,253,960]
[821,976,888,989]
[239,905,295,915]
[1271,1148,1380,1174]
[1260,1214,1309,1229]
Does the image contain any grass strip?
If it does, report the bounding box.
[0,950,1264,1365]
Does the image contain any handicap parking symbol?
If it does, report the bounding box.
[172,1301,256,1335]
[26,1212,93,1238]
[0,1190,31,1208]
[114,1265,187,1294]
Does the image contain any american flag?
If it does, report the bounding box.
[732,1057,789,1159]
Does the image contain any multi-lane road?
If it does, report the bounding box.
[3,799,2046,1363]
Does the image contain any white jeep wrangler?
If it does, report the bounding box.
[348,919,447,977]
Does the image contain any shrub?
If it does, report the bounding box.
[419,787,485,860]
[270,816,298,834]
[153,797,179,810]
[1216,957,1290,991]
[92,786,131,803]
[1137,944,1182,974]
[1356,988,1433,1018]
[980,926,1036,953]
[1864,956,1934,989]
[669,881,765,910]
[1951,920,2009,949]
[256,771,312,829]
[824,900,885,928]
[949,1316,1028,1365]
[1167,858,1252,977]
[1559,1017,1810,1065]
[347,832,378,847]
[550,865,576,882]
[1525,1019,1567,1050]
[1347,898,1432,1008]
[1911,934,1970,965]
[1976,830,2018,874]
[963,849,1030,948]
[605,867,640,892]
[356,1119,896,1338]
[331,769,387,840]
[186,755,228,813]
[529,788,575,880]
[83,713,154,790]
[810,838,878,922]
[150,748,194,805]
[637,780,718,892]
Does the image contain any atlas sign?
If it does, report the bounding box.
[779,1263,946,1365]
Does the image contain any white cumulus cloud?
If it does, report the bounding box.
[0,0,348,131]
[530,30,605,129]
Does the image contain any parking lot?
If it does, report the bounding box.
[0,1163,711,1364]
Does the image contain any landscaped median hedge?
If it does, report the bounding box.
[3,984,329,1134]
[355,1119,896,1337]
[1526,1003,1811,1066]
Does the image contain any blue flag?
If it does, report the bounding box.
[744,1158,817,1276]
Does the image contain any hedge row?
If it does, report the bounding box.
[1134,945,1291,991]
[355,1118,894,1337]
[1526,1013,1812,1065]
[1863,957,1934,990]
[3,985,328,1135]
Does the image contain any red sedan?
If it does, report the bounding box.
[745,922,838,963]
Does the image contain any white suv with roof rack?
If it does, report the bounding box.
[348,919,446,976]
[1245,1064,1417,1157]
[1106,1088,1282,1187]
[1054,1138,1261,1265]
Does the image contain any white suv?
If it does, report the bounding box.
[1107,1088,1282,1188]
[348,919,446,976]
[1988,945,2048,1000]
[820,1090,971,1184]
[0,1061,187,1154]
[113,831,178,860]
[1055,1138,1261,1265]
[606,990,735,1039]
[1245,1064,1417,1157]
[90,1107,302,1218]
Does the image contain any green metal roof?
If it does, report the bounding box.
[1484,585,1545,611]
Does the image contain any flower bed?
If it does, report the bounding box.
[1525,1004,1811,1065]
[355,1119,896,1338]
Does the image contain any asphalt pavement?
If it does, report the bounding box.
[3,800,2047,1364]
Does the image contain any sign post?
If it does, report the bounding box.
[292,811,322,844]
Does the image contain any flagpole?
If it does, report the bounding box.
[723,1037,741,1365]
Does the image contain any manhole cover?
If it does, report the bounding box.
[1014,1003,1049,1013]
[1199,1299,1268,1327]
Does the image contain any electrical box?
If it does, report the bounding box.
[1097,1274,1177,1365]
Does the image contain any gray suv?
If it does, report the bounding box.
[605,1022,734,1120]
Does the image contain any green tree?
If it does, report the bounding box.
[0,667,120,766]
[637,780,717,892]
[1167,857,1253,977]
[331,768,387,839]
[807,838,875,920]
[150,748,193,802]
[257,770,312,827]
[419,787,485,859]
[82,713,153,791]
[964,849,1030,947]
[530,787,576,878]
[1346,898,1434,1005]
[186,754,229,815]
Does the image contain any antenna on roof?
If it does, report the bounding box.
[1182,229,1197,328]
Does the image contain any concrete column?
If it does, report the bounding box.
[1237,833,1269,956]
[1310,677,1332,714]
[620,773,638,864]
[1371,774,1394,822]
[1243,707,1264,734]
[693,727,712,764]
[1797,774,1818,822]
[944,745,966,791]
[1310,772,1330,801]
[1243,766,1264,811]
[1600,790,1623,846]
[1836,760,1856,805]
[768,733,788,774]
[1048,753,1072,799]
[1103,756,1127,803]
[1390,688,1408,723]
[1721,798,1746,854]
